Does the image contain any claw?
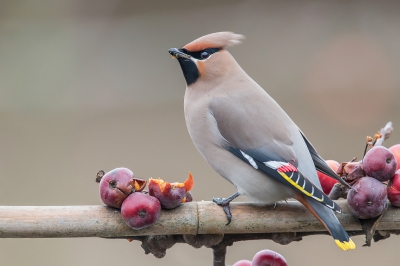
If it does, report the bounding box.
[223,206,233,225]
[212,192,240,225]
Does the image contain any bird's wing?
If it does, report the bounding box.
[209,94,296,161]
[209,96,341,213]
[228,146,341,213]
[298,130,351,189]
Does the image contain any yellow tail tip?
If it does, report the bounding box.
[335,238,356,251]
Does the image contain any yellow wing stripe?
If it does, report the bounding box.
[335,238,356,251]
[277,171,323,202]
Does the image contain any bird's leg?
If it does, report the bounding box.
[212,192,240,225]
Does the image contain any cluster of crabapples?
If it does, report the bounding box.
[97,167,194,230]
[318,143,400,219]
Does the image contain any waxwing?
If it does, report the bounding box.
[168,32,355,251]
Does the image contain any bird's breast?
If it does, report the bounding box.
[184,89,222,157]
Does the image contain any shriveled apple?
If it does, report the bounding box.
[148,172,194,209]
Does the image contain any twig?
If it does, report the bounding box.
[375,121,393,146]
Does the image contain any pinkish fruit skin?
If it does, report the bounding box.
[389,144,400,171]
[363,146,398,182]
[99,168,134,208]
[388,170,400,207]
[317,160,340,195]
[149,183,187,209]
[121,192,161,230]
[184,191,193,203]
[317,171,339,195]
[232,260,252,266]
[347,177,387,219]
[251,250,288,266]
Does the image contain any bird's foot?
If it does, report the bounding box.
[213,198,233,225]
[212,192,240,225]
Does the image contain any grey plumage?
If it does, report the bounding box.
[169,32,355,251]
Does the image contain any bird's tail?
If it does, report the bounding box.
[296,194,356,251]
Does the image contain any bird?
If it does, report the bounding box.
[168,32,355,251]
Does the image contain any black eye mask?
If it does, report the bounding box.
[180,48,221,60]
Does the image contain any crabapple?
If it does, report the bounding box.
[121,192,161,230]
[388,170,400,207]
[251,249,288,266]
[363,146,397,182]
[389,144,400,171]
[317,160,340,194]
[149,172,194,209]
[347,177,387,219]
[99,167,134,208]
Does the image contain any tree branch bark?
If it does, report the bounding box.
[1,200,400,238]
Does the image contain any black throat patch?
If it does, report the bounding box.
[177,58,199,86]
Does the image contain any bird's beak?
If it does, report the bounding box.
[168,48,191,59]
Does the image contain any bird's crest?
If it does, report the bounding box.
[184,32,244,52]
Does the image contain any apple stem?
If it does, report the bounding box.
[362,143,369,160]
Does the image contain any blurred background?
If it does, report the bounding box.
[1,0,399,265]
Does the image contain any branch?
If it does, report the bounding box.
[2,201,400,265]
[2,200,400,238]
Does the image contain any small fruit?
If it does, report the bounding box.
[317,160,340,194]
[99,167,134,208]
[232,260,252,266]
[363,146,397,182]
[149,172,194,209]
[251,249,288,266]
[121,192,161,230]
[389,144,400,170]
[347,177,387,219]
[388,170,400,207]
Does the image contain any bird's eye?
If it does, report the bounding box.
[201,51,210,59]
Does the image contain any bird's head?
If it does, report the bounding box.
[169,32,244,86]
